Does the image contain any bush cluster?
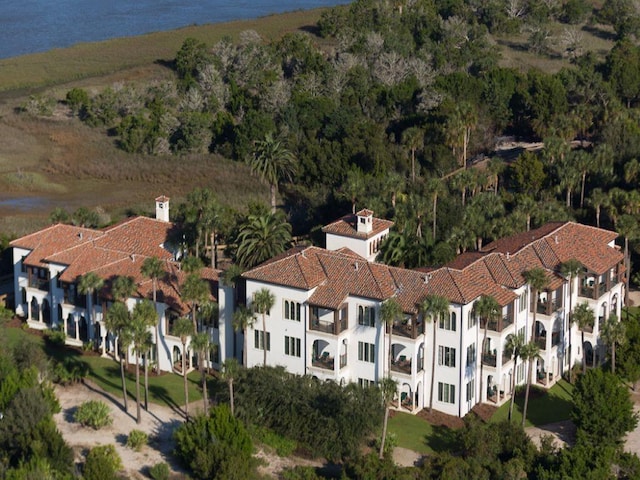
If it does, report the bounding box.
[74,400,112,430]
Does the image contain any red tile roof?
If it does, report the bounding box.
[322,212,394,239]
[245,221,622,310]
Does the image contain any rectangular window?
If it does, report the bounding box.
[466,379,475,402]
[254,330,271,351]
[284,336,301,357]
[358,378,375,388]
[438,382,456,404]
[439,346,456,367]
[517,362,525,383]
[284,300,301,321]
[358,341,375,363]
[358,306,376,327]
[467,311,476,329]
[519,291,528,312]
[439,312,456,331]
[466,343,476,367]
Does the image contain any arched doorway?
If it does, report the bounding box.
[30,298,39,321]
[42,299,51,325]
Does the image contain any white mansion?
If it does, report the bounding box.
[10,202,624,417]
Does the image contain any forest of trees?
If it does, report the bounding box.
[48,0,640,277]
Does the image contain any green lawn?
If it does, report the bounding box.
[491,380,574,427]
[3,326,221,410]
[388,412,458,454]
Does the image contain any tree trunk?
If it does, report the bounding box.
[596,207,601,228]
[432,194,437,241]
[153,281,160,376]
[522,358,533,427]
[581,331,586,375]
[144,351,149,411]
[135,352,141,424]
[201,353,208,412]
[379,406,390,459]
[262,313,267,367]
[479,322,488,404]
[429,322,437,411]
[229,379,235,416]
[625,237,630,307]
[387,328,392,377]
[120,355,129,413]
[270,183,277,213]
[183,342,189,419]
[580,172,586,209]
[508,354,517,422]
[243,329,248,367]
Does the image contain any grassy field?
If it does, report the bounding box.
[388,412,458,454]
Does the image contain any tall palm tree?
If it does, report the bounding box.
[111,275,136,303]
[104,301,130,412]
[488,157,506,195]
[520,341,540,427]
[235,211,292,269]
[402,126,423,182]
[505,332,525,423]
[445,102,477,169]
[172,316,194,419]
[616,214,639,307]
[427,177,446,241]
[378,376,397,459]
[340,167,367,214]
[600,313,626,374]
[523,268,549,341]
[421,294,450,411]
[474,294,501,403]
[221,358,240,416]
[380,298,403,377]
[573,302,595,375]
[560,259,583,383]
[141,256,165,373]
[181,273,210,332]
[233,305,255,367]
[449,169,473,206]
[253,288,275,367]
[190,332,211,411]
[78,271,104,342]
[247,132,297,213]
[130,301,155,424]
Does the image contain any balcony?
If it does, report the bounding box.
[480,311,514,333]
[535,298,561,316]
[28,277,49,292]
[535,335,546,350]
[312,353,334,370]
[482,353,497,367]
[392,320,425,339]
[339,353,347,369]
[502,352,511,365]
[309,316,347,335]
[391,357,412,374]
[551,331,561,347]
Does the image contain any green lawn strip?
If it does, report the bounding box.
[387,412,457,454]
[3,326,207,410]
[490,380,574,427]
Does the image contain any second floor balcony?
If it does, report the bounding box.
[311,352,334,370]
[392,319,425,339]
[391,356,412,374]
[309,307,348,335]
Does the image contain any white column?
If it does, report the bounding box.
[63,314,68,339]
[74,316,80,341]
[27,296,32,321]
[38,300,43,323]
[100,322,106,356]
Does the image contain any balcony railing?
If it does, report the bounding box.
[312,354,334,370]
[536,298,561,316]
[502,353,511,365]
[482,353,497,367]
[392,320,425,339]
[339,353,347,369]
[309,317,347,335]
[28,278,49,291]
[552,331,561,347]
[535,336,546,350]
[391,358,412,374]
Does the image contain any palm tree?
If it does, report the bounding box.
[141,256,165,373]
[340,167,367,214]
[488,157,506,195]
[587,188,608,228]
[474,294,501,403]
[402,127,423,182]
[380,298,403,377]
[132,300,156,413]
[514,195,537,232]
[378,376,397,459]
[247,132,297,213]
[560,259,583,383]
[221,358,240,416]
[78,271,104,342]
[190,332,211,411]
[505,332,525,422]
[523,268,549,341]
[573,302,595,375]
[130,302,155,424]
[181,273,210,332]
[104,301,131,412]
[235,211,292,269]
[233,305,255,367]
[445,102,477,169]
[253,288,275,367]
[449,169,473,206]
[600,313,626,374]
[616,214,639,307]
[421,294,450,411]
[427,177,446,241]
[111,275,136,303]
[520,341,540,428]
[172,316,194,419]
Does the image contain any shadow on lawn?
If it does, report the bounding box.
[149,384,184,418]
[426,425,458,452]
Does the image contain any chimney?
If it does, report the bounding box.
[78,232,83,240]
[355,261,359,271]
[155,195,170,222]
[356,209,374,234]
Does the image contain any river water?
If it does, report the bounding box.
[0,0,350,59]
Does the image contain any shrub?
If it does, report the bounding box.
[126,429,148,451]
[251,426,296,457]
[74,400,112,429]
[52,358,89,385]
[83,444,122,480]
[44,328,67,346]
[148,462,170,480]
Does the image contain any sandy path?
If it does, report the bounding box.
[54,379,189,479]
